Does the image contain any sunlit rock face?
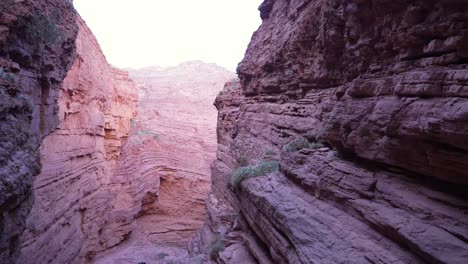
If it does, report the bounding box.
[91,62,235,263]
[191,0,468,263]
[0,1,78,262]
[19,17,138,264]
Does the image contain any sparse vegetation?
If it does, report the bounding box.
[24,12,63,46]
[230,137,264,168]
[235,155,249,167]
[0,67,15,83]
[1,1,70,48]
[128,137,142,146]
[264,149,277,157]
[17,94,34,112]
[0,0,23,13]
[282,137,324,152]
[136,129,159,139]
[208,236,225,260]
[231,160,279,189]
[157,252,169,260]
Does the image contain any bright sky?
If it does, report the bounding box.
[74,0,263,71]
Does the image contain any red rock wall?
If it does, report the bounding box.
[126,62,233,246]
[0,1,78,262]
[90,63,234,263]
[19,17,138,263]
[192,0,468,263]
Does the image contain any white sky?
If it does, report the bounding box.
[74,0,263,71]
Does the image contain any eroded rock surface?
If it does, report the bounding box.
[192,0,468,263]
[92,62,235,263]
[19,17,138,264]
[0,1,78,262]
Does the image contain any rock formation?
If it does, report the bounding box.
[19,16,138,263]
[191,0,468,263]
[0,1,78,262]
[93,62,235,263]
[2,3,234,261]
[3,0,468,263]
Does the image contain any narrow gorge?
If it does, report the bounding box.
[1,0,468,264]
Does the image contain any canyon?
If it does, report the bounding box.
[2,1,233,263]
[92,62,234,263]
[1,0,468,264]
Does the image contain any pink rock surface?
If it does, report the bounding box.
[19,17,138,263]
[92,62,234,263]
[192,0,468,263]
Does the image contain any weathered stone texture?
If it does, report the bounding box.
[92,62,234,264]
[19,17,138,264]
[192,0,468,263]
[0,1,78,262]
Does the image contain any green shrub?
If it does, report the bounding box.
[208,238,225,260]
[231,160,279,189]
[283,137,324,152]
[283,137,310,152]
[24,12,63,46]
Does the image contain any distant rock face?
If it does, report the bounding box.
[91,62,234,263]
[19,17,138,263]
[192,0,468,263]
[0,1,78,262]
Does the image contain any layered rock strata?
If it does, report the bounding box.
[92,62,234,263]
[19,17,138,263]
[191,0,468,263]
[0,1,78,262]
[128,62,234,245]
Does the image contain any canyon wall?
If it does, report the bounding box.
[0,1,78,262]
[92,62,235,263]
[19,17,139,263]
[127,62,235,246]
[192,0,468,263]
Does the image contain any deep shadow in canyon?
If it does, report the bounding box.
[1,0,468,264]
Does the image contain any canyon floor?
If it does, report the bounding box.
[93,62,235,264]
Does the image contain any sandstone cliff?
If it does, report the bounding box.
[93,62,235,263]
[192,0,468,263]
[0,1,78,262]
[19,17,138,263]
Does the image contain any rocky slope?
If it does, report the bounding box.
[19,17,139,263]
[92,62,235,263]
[0,1,78,262]
[191,0,468,263]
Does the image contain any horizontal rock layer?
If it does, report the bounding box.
[92,62,234,263]
[192,0,468,263]
[130,61,235,239]
[19,17,138,264]
[0,1,78,262]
